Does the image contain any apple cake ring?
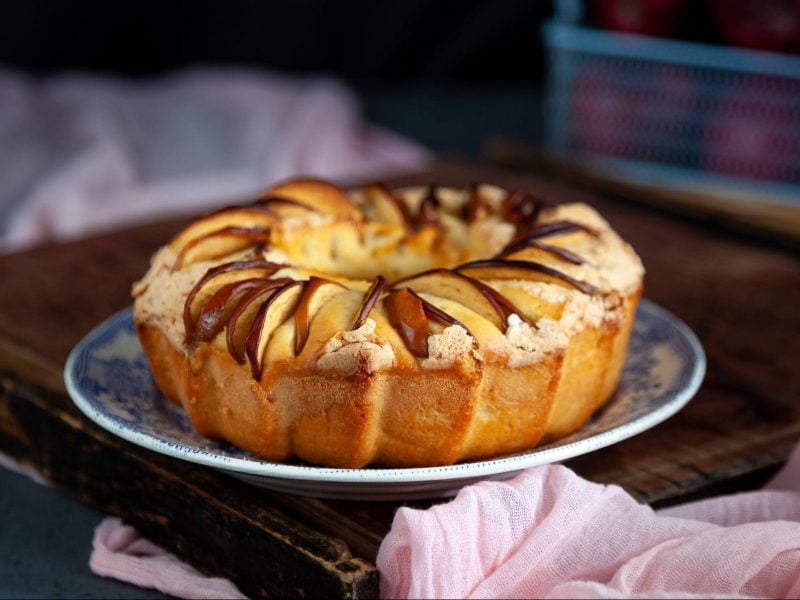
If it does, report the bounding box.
[133,179,644,468]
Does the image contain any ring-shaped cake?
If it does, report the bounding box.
[133,179,644,467]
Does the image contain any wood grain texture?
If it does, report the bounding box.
[1,160,799,595]
[0,359,377,599]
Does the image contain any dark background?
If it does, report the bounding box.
[0,1,563,156]
[0,0,552,82]
[0,0,743,158]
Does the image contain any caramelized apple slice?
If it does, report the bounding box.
[226,278,295,363]
[407,288,471,335]
[416,185,442,230]
[361,184,414,232]
[457,259,597,295]
[256,196,321,219]
[183,260,285,338]
[497,239,585,264]
[384,288,430,357]
[501,189,544,228]
[393,269,510,331]
[510,220,596,243]
[190,278,266,343]
[168,207,275,253]
[462,183,484,223]
[351,276,388,330]
[173,226,271,270]
[261,178,362,221]
[293,277,348,355]
[471,278,534,326]
[245,281,305,379]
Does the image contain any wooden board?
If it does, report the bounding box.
[1,160,799,597]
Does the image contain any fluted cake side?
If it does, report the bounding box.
[132,179,644,467]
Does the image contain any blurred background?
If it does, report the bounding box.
[1,0,799,251]
[0,0,552,153]
[3,2,800,597]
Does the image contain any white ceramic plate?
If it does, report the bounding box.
[65,299,705,500]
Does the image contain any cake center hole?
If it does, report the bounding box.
[275,221,497,282]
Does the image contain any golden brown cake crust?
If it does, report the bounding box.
[132,179,644,468]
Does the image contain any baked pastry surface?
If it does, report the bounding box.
[133,179,644,467]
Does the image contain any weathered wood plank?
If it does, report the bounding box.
[0,364,378,599]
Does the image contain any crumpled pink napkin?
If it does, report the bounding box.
[0,67,430,252]
[91,518,246,600]
[378,444,800,599]
[84,444,800,600]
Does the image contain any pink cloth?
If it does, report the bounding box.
[84,445,800,599]
[90,517,246,600]
[0,67,430,252]
[0,450,48,485]
[377,444,800,599]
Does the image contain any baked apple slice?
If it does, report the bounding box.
[457,259,597,295]
[510,220,596,243]
[293,276,348,355]
[257,196,322,219]
[190,278,267,343]
[416,186,443,230]
[462,183,503,223]
[351,276,388,330]
[225,278,295,364]
[462,184,481,223]
[261,178,362,221]
[384,288,430,357]
[393,269,520,331]
[409,288,470,333]
[245,280,306,379]
[500,220,595,262]
[360,184,414,232]
[500,189,544,228]
[498,238,585,264]
[168,207,275,254]
[173,226,272,269]
[183,260,285,338]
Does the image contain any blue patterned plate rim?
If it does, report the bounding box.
[65,299,705,484]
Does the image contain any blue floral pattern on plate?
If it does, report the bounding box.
[65,299,705,500]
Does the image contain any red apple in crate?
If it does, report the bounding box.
[571,65,642,157]
[590,0,691,37]
[710,0,800,54]
[704,78,800,182]
[571,62,699,163]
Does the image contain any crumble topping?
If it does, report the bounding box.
[133,247,214,350]
[316,318,396,375]
[539,203,645,295]
[421,325,478,370]
[489,314,569,367]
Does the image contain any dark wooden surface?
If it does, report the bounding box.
[1,160,799,597]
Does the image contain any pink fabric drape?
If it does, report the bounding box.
[377,444,800,599]
[79,444,800,599]
[90,517,246,600]
[0,67,430,252]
